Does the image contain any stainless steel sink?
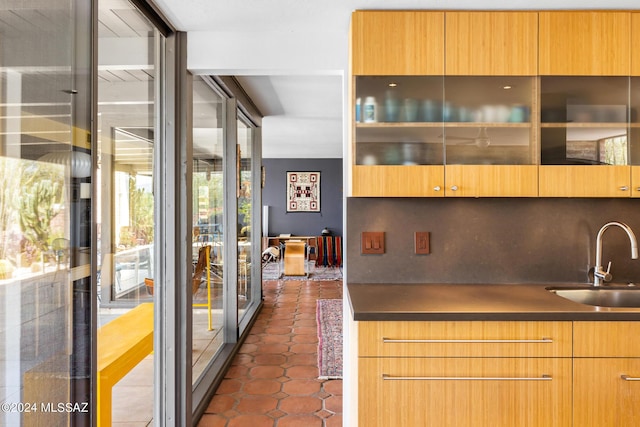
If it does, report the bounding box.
[547,285,640,308]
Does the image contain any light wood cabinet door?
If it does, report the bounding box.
[574,321,640,357]
[538,165,631,197]
[351,165,444,197]
[358,320,572,357]
[539,11,630,75]
[359,357,572,427]
[632,13,640,76]
[445,165,538,197]
[574,358,640,427]
[446,11,538,75]
[351,11,444,75]
[632,166,640,197]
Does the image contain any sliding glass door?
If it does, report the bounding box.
[96,0,162,424]
[190,77,262,410]
[0,0,91,425]
[192,76,226,381]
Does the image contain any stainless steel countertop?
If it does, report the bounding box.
[347,283,640,321]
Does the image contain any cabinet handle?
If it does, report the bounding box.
[636,187,640,192]
[382,338,553,344]
[382,374,552,381]
[433,186,441,191]
[450,185,459,191]
[620,186,629,191]
[621,375,640,381]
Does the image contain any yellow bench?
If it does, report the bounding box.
[98,302,153,427]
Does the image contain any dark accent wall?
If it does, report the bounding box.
[347,198,640,285]
[262,159,343,237]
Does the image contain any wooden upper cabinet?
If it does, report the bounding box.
[445,165,538,197]
[352,165,445,197]
[445,12,538,75]
[633,166,640,198]
[539,165,631,197]
[539,11,630,75]
[351,10,444,75]
[632,13,640,75]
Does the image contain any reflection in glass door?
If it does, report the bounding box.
[192,76,225,381]
[0,0,91,425]
[96,1,161,425]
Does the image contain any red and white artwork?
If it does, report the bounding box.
[287,171,320,212]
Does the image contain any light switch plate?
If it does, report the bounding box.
[415,231,430,255]
[362,231,385,254]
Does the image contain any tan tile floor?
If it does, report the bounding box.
[197,278,344,427]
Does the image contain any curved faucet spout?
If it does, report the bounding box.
[594,221,638,286]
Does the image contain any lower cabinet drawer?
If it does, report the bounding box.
[358,357,572,427]
[574,358,640,427]
[358,321,572,357]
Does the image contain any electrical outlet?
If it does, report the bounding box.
[415,231,430,255]
[362,232,385,254]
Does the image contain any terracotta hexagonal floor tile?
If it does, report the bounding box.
[324,395,343,414]
[281,379,322,395]
[238,343,258,354]
[264,326,291,335]
[291,334,318,344]
[197,413,228,427]
[231,353,253,366]
[323,379,343,395]
[249,365,285,379]
[277,414,323,427]
[285,365,319,379]
[216,379,242,394]
[294,319,318,327]
[225,365,249,379]
[204,394,236,414]
[279,395,322,414]
[253,353,287,365]
[235,395,278,414]
[255,343,289,354]
[292,326,317,335]
[227,414,274,427]
[242,379,282,395]
[284,353,317,367]
[325,415,344,427]
[289,343,318,354]
[259,333,292,344]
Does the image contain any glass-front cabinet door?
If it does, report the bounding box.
[352,75,536,197]
[353,76,444,197]
[539,76,632,197]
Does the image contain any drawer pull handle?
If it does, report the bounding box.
[382,338,553,344]
[382,374,552,381]
[621,375,640,381]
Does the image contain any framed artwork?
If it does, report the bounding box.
[287,171,320,212]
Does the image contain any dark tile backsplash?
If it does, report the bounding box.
[347,198,640,285]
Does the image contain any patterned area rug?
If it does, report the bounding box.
[262,261,342,281]
[316,299,343,379]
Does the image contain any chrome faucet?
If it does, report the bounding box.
[593,221,639,286]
